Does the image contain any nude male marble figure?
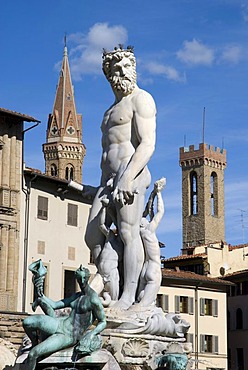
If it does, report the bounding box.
[85,46,156,309]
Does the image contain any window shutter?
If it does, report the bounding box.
[212,299,218,317]
[200,334,205,352]
[188,297,194,315]
[67,203,78,226]
[163,295,169,312]
[213,336,218,353]
[37,196,48,220]
[175,296,180,313]
[200,298,205,315]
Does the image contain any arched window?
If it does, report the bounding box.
[50,164,57,177]
[210,172,218,216]
[190,171,198,215]
[236,308,243,329]
[65,164,74,181]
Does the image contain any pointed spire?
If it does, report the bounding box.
[43,42,86,183]
[47,42,81,139]
[63,33,68,57]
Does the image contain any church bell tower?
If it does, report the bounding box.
[43,42,86,183]
[180,143,227,249]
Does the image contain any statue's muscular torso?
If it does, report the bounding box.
[100,87,155,186]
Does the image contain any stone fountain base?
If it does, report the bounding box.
[13,335,191,370]
[102,332,192,370]
[13,348,121,370]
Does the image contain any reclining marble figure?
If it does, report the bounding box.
[22,261,106,370]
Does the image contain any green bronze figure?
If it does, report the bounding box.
[23,262,106,370]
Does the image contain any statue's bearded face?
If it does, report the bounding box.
[103,52,137,95]
[109,57,136,94]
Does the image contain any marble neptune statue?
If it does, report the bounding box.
[84,45,157,310]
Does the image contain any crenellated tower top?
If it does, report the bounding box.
[180,143,226,170]
[180,142,227,249]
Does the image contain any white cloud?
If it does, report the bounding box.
[66,23,128,80]
[177,39,215,66]
[242,3,248,22]
[145,62,186,83]
[219,45,242,64]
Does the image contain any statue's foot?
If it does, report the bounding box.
[128,302,144,312]
[111,298,133,310]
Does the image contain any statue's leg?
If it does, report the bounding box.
[23,315,58,347]
[98,237,120,301]
[105,268,120,301]
[113,191,146,309]
[136,236,162,307]
[85,186,109,266]
[26,333,74,370]
[136,261,148,302]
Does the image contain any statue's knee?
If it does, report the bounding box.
[28,347,38,360]
[85,227,96,250]
[23,316,33,328]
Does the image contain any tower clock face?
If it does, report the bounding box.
[66,126,75,135]
[50,125,58,135]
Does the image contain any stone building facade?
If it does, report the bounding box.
[157,269,232,370]
[0,108,39,312]
[180,143,226,248]
[19,168,95,314]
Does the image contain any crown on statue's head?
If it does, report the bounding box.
[102,44,134,59]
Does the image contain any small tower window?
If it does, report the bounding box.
[236,308,243,329]
[190,171,198,215]
[65,164,74,181]
[51,164,57,177]
[210,172,218,216]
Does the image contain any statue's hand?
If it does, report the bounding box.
[113,179,138,206]
[76,332,101,355]
[31,295,44,312]
[32,300,39,312]
[154,177,166,193]
[100,197,109,208]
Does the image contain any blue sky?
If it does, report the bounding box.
[1,0,248,257]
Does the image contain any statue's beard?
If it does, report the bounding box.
[110,76,136,95]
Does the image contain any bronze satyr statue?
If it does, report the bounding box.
[23,261,106,370]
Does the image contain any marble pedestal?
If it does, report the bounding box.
[102,332,192,370]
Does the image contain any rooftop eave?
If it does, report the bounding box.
[0,108,40,123]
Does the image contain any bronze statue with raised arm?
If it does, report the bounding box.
[23,262,106,370]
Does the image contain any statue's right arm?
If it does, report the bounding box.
[149,191,164,232]
[98,204,110,238]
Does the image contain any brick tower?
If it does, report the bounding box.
[43,43,86,183]
[179,143,227,248]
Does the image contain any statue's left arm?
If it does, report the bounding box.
[114,91,156,204]
[90,293,107,336]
